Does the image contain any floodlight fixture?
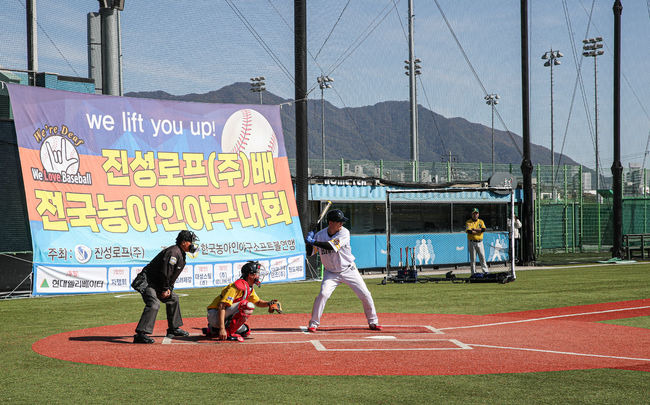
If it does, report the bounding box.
[485,93,500,173]
[542,48,563,199]
[317,74,334,176]
[582,36,605,194]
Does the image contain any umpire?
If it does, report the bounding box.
[132,230,198,344]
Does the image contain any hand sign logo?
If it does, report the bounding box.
[39,135,79,175]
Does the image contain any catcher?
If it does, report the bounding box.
[203,261,282,342]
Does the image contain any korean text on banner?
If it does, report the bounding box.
[7,84,306,295]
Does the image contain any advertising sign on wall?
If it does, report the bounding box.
[8,84,305,295]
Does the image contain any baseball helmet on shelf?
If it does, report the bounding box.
[326,209,348,223]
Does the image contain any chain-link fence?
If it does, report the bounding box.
[298,158,650,255]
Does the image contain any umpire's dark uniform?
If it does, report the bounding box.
[135,244,187,337]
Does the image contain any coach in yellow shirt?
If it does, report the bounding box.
[466,208,489,275]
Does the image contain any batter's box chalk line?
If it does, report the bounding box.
[298,325,444,334]
[309,338,472,352]
[162,325,447,346]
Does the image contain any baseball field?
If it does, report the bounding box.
[1,263,649,404]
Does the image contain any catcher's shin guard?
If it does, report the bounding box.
[226,313,245,337]
[226,301,255,338]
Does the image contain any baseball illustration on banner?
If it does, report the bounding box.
[221,108,278,157]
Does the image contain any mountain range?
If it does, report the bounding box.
[126,82,580,167]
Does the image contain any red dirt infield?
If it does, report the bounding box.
[32,299,650,375]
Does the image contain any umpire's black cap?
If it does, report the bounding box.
[327,209,348,223]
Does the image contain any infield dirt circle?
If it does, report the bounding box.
[33,299,650,375]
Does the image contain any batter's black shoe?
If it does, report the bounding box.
[166,328,189,338]
[133,333,154,344]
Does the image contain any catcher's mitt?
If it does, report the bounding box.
[268,299,283,314]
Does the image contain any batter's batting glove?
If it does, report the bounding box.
[305,231,315,245]
[268,299,283,314]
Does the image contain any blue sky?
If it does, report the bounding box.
[2,1,649,172]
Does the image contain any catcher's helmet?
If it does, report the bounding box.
[327,209,348,223]
[241,261,261,277]
[241,261,265,286]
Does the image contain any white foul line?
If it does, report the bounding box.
[469,343,650,362]
[439,305,650,331]
[422,325,445,334]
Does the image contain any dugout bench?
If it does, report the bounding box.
[623,233,650,260]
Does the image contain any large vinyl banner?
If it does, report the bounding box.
[8,84,305,295]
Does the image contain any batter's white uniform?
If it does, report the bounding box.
[308,226,379,328]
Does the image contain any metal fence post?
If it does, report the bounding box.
[415,160,419,182]
[597,188,602,252]
[579,165,584,252]
[536,164,541,255]
[447,161,451,183]
[564,165,569,253]
[572,201,576,253]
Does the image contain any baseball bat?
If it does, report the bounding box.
[311,200,332,231]
[405,247,409,270]
[411,248,416,272]
[399,248,403,268]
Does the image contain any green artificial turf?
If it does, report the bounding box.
[0,264,648,404]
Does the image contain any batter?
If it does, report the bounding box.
[305,209,381,332]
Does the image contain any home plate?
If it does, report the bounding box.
[366,335,397,339]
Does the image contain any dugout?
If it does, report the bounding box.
[308,177,522,273]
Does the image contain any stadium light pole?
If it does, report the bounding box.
[541,48,563,200]
[317,74,333,176]
[405,0,421,182]
[582,37,604,195]
[485,93,499,174]
[26,0,37,86]
[250,76,266,104]
[583,37,604,251]
[405,57,421,181]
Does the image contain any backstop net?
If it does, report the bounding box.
[385,187,517,282]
